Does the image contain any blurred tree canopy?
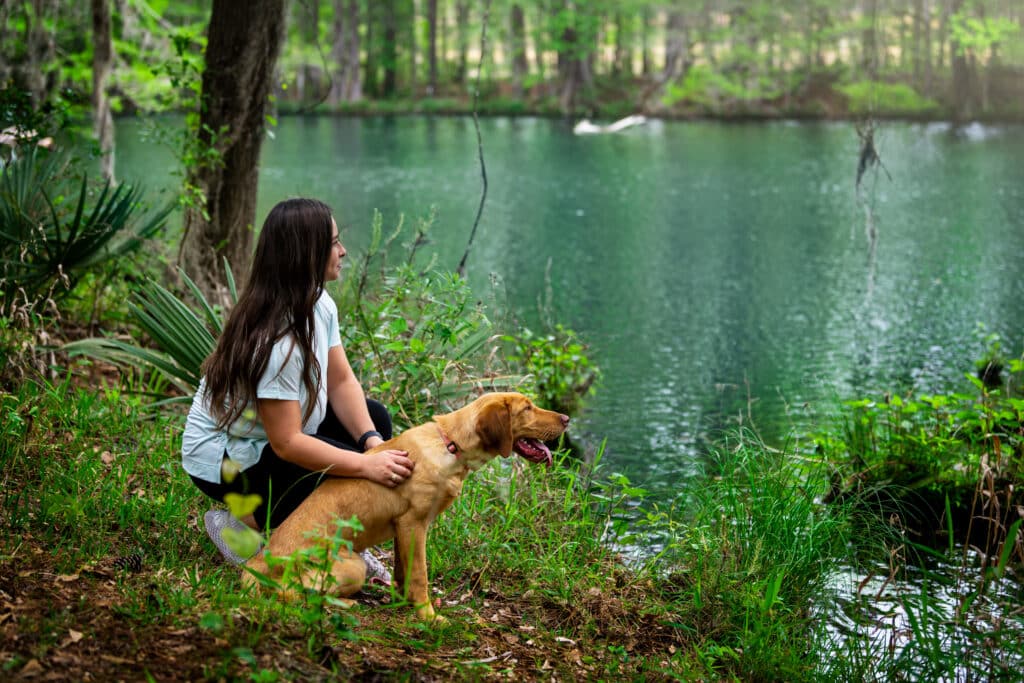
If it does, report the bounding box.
[2,0,1022,122]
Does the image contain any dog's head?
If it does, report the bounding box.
[443,392,569,468]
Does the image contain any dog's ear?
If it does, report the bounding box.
[476,396,513,457]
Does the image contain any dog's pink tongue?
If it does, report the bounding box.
[514,438,552,467]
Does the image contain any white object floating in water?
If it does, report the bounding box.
[573,115,647,135]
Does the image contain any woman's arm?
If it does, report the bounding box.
[257,398,413,487]
[325,344,387,450]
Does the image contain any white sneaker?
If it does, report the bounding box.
[360,549,392,586]
[203,509,259,564]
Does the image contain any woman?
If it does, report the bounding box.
[182,198,414,570]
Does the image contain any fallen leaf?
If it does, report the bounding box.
[100,451,114,465]
[68,629,83,643]
[20,659,43,676]
[556,636,577,646]
[55,574,79,583]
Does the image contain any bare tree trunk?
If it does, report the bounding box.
[364,2,379,97]
[640,7,652,75]
[427,0,439,94]
[950,0,975,121]
[345,0,362,100]
[510,3,528,96]
[295,0,321,102]
[410,0,418,97]
[922,0,934,95]
[91,0,115,184]
[14,0,60,105]
[862,0,878,79]
[612,13,628,77]
[455,2,470,84]
[641,10,689,108]
[329,0,362,103]
[178,0,287,301]
[382,0,398,97]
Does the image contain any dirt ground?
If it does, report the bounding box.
[1,536,683,681]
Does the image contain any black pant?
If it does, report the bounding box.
[190,399,392,529]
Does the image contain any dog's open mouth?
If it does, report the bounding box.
[513,438,552,467]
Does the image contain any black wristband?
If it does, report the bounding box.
[357,430,383,451]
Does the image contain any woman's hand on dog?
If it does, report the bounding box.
[363,449,414,487]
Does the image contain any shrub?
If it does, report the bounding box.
[0,146,173,315]
[837,80,940,116]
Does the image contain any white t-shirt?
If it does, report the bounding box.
[181,290,342,483]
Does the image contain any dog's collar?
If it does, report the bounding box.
[436,425,461,458]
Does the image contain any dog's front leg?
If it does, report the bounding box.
[394,520,437,621]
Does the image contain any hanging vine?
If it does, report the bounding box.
[456,0,493,278]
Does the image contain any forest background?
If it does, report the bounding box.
[4,0,1024,127]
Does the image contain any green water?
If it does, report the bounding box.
[117,116,1024,494]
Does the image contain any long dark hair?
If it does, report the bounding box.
[202,198,334,429]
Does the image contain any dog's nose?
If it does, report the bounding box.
[560,414,570,427]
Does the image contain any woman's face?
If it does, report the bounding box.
[324,218,346,281]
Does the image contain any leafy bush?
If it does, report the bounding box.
[837,80,940,115]
[817,342,1024,544]
[501,324,599,416]
[64,268,231,402]
[334,211,525,425]
[0,146,173,314]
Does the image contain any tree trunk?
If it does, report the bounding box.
[409,0,418,97]
[14,0,60,105]
[642,10,689,108]
[640,7,652,75]
[950,0,975,120]
[293,0,320,101]
[861,0,878,79]
[922,0,934,95]
[510,3,528,96]
[178,0,287,301]
[912,0,924,85]
[556,9,595,116]
[612,13,628,77]
[382,0,398,97]
[427,0,438,94]
[91,0,115,184]
[455,2,470,84]
[329,0,362,103]
[364,2,379,97]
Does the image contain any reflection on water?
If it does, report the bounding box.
[825,550,1024,677]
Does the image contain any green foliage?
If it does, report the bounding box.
[821,356,1024,504]
[64,268,227,401]
[837,80,940,116]
[950,6,1020,62]
[0,146,174,314]
[500,324,599,416]
[634,434,852,680]
[247,515,363,656]
[334,210,525,425]
[665,64,785,111]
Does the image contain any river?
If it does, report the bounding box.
[117,116,1024,496]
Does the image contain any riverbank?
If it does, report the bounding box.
[272,73,1024,125]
